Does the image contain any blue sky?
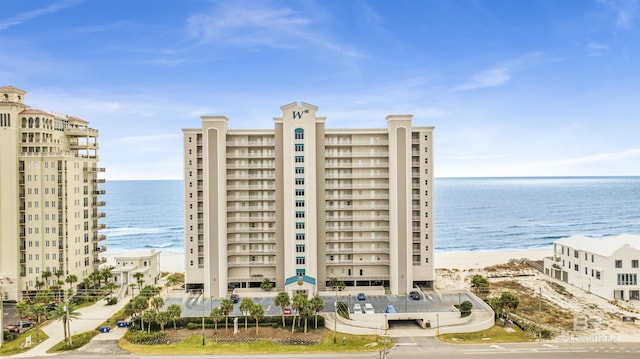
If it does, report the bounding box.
[1,0,639,180]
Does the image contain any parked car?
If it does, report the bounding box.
[357,293,366,301]
[230,293,240,303]
[385,304,397,314]
[46,303,58,311]
[283,307,291,315]
[409,291,422,300]
[353,303,363,314]
[116,320,132,328]
[364,303,375,314]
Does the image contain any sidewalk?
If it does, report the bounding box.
[13,297,130,357]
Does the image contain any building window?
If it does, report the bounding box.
[632,260,639,268]
[574,250,579,258]
[296,269,305,276]
[295,167,304,174]
[295,128,304,140]
[296,222,305,229]
[296,257,305,265]
[591,254,594,263]
[296,245,305,253]
[295,189,304,196]
[295,144,304,151]
[295,200,305,207]
[596,271,601,280]
[615,260,623,268]
[295,178,304,185]
[296,233,305,240]
[617,273,638,286]
[295,211,305,218]
[574,264,579,272]
[295,156,304,163]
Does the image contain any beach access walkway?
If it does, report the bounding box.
[13,297,129,358]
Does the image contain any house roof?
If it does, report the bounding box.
[113,249,160,260]
[20,109,51,116]
[0,85,26,94]
[555,234,640,257]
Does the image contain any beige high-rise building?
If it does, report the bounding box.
[183,102,434,297]
[0,86,106,301]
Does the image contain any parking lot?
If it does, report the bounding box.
[163,289,483,318]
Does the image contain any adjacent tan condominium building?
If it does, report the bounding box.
[183,102,434,297]
[0,86,106,301]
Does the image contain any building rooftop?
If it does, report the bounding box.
[556,234,640,257]
[113,249,160,259]
[20,109,51,115]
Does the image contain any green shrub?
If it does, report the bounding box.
[460,300,473,317]
[124,331,166,344]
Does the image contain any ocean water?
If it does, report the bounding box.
[102,177,640,254]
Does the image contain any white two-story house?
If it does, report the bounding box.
[544,234,640,302]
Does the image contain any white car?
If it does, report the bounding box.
[353,303,362,313]
[364,303,375,314]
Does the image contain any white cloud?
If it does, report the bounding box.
[454,67,511,91]
[586,41,609,56]
[598,0,638,29]
[0,0,82,30]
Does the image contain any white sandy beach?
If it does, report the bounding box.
[105,248,552,274]
[435,249,551,270]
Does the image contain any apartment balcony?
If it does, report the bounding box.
[227,195,275,201]
[93,234,107,242]
[226,184,275,191]
[65,127,98,136]
[92,201,106,207]
[326,260,390,266]
[94,212,106,218]
[227,227,275,234]
[226,152,275,159]
[93,178,106,184]
[327,214,389,221]
[227,205,275,212]
[93,257,107,264]
[227,140,275,147]
[325,194,389,200]
[325,139,389,146]
[94,223,107,230]
[326,247,389,255]
[83,167,106,172]
[228,260,277,268]
[69,140,98,149]
[325,162,390,169]
[227,173,276,180]
[92,189,106,195]
[228,249,276,255]
[227,237,276,244]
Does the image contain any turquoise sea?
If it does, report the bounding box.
[102,177,640,254]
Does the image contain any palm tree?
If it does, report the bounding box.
[103,282,118,300]
[41,270,52,289]
[291,293,307,333]
[129,283,136,297]
[132,296,149,330]
[30,303,47,342]
[249,303,264,335]
[310,295,324,329]
[239,297,253,330]
[15,301,30,333]
[210,307,223,334]
[133,272,145,293]
[301,305,314,333]
[274,292,290,328]
[150,296,164,312]
[219,298,234,331]
[327,277,345,343]
[54,269,64,286]
[50,301,81,346]
[166,304,182,331]
[143,309,156,333]
[101,266,114,284]
[155,311,171,331]
[65,274,78,295]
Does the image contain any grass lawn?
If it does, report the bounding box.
[47,330,99,353]
[438,324,533,344]
[120,332,390,355]
[0,328,49,356]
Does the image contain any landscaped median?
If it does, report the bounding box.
[437,324,532,344]
[120,330,389,355]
